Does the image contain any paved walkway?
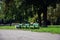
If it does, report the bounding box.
[0,30,60,40]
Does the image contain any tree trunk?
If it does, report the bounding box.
[43,6,47,27]
[37,8,42,26]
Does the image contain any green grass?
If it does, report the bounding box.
[30,27,60,34]
[0,26,15,29]
[0,25,60,34]
[21,25,60,34]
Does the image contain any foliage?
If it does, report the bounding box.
[0,0,60,26]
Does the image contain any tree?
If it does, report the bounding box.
[2,0,60,26]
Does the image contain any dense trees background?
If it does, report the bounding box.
[0,0,60,26]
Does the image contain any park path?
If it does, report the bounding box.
[0,30,60,40]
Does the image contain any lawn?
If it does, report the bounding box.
[0,25,60,34]
[0,26,15,29]
[30,27,60,34]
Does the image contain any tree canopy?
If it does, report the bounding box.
[0,0,60,26]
